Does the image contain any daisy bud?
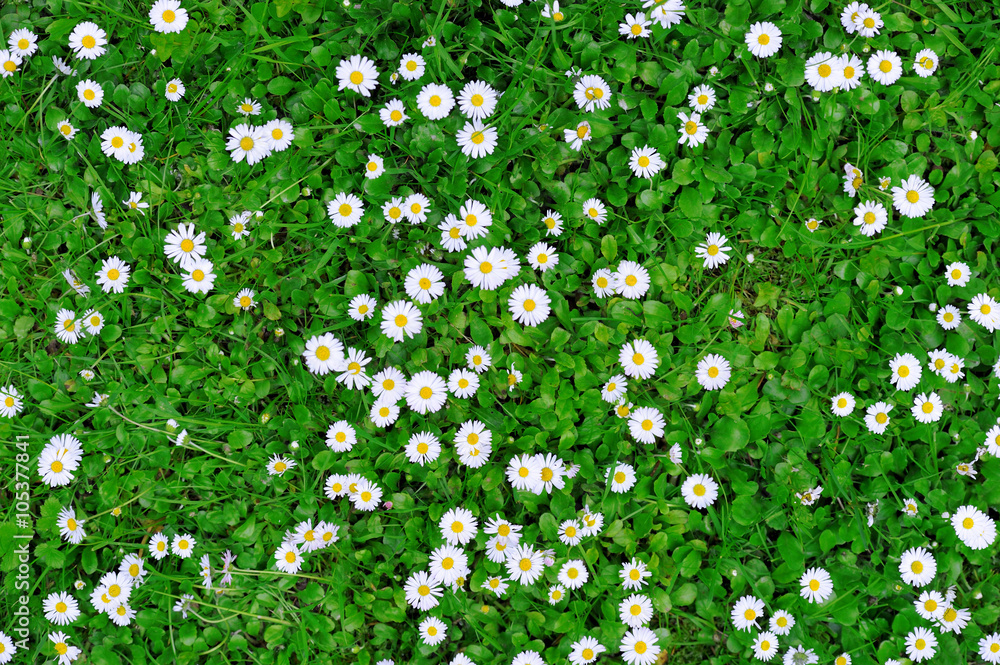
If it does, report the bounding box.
[261,413,271,424]
[731,569,738,576]
[929,303,938,312]
[862,45,870,53]
[942,512,950,518]
[302,187,311,196]
[764,82,774,92]
[352,647,360,654]
[747,253,755,264]
[895,286,904,295]
[969,130,978,141]
[694,437,703,447]
[383,501,393,509]
[275,328,285,337]
[975,591,983,599]
[22,236,32,248]
[290,440,299,450]
[481,605,490,613]
[151,49,156,55]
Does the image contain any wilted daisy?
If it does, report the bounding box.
[746,22,782,58]
[574,74,612,112]
[457,119,498,159]
[68,22,108,60]
[914,48,939,77]
[867,50,903,85]
[800,567,833,603]
[149,0,189,33]
[899,547,936,587]
[677,111,709,147]
[805,52,845,91]
[226,123,271,165]
[904,627,937,662]
[336,54,379,96]
[695,232,731,269]
[696,354,731,390]
[892,175,934,218]
[417,82,456,119]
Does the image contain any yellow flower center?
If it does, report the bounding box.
[429,95,441,107]
[758,33,770,45]
[963,517,974,529]
[943,313,954,322]
[395,314,407,327]
[614,471,626,483]
[458,378,469,388]
[163,9,176,22]
[427,626,437,636]
[685,121,698,135]
[638,156,650,167]
[350,71,364,85]
[576,125,589,139]
[879,60,892,73]
[519,558,532,571]
[274,461,287,472]
[239,296,251,307]
[471,93,484,106]
[697,94,708,105]
[809,579,820,591]
[416,442,429,454]
[921,402,934,414]
[629,569,640,580]
[61,124,73,135]
[553,11,564,20]
[348,361,361,374]
[863,17,874,28]
[112,136,124,148]
[240,136,254,151]
[875,413,887,424]
[641,419,653,431]
[82,35,96,49]
[898,366,909,377]
[107,268,120,281]
[18,39,29,49]
[419,386,432,399]
[338,203,352,217]
[52,460,64,473]
[597,276,609,288]
[864,212,876,224]
[390,110,402,121]
[367,161,378,171]
[818,64,832,78]
[707,244,719,256]
[915,639,926,650]
[55,643,68,655]
[471,131,486,145]
[360,490,372,502]
[84,89,96,100]
[707,366,719,378]
[844,66,855,78]
[406,61,417,71]
[911,561,923,573]
[906,190,919,203]
[631,23,642,35]
[358,304,369,314]
[983,304,992,315]
[762,641,771,651]
[634,642,647,654]
[168,83,177,93]
[4,397,13,407]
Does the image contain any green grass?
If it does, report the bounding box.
[2,0,1000,664]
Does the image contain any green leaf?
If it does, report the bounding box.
[711,417,750,452]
